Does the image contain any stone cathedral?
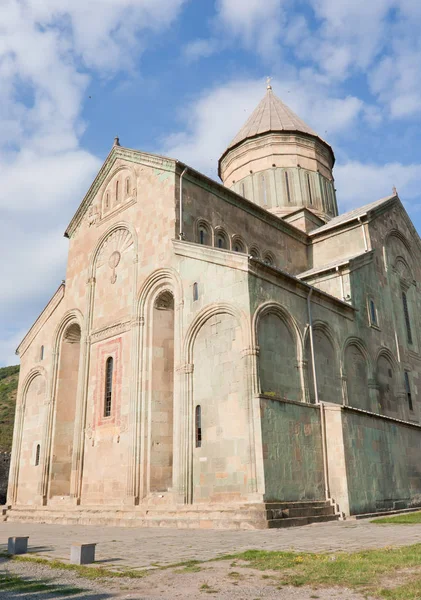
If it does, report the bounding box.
[7,84,421,529]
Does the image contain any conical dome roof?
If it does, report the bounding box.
[219,86,333,169]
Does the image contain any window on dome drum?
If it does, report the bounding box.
[35,444,40,466]
[195,405,202,448]
[115,180,119,203]
[126,177,130,196]
[261,174,267,205]
[105,192,110,209]
[40,345,44,360]
[285,172,291,203]
[104,357,114,417]
[193,282,199,302]
[402,291,413,344]
[307,173,313,205]
[404,372,413,412]
[369,299,378,327]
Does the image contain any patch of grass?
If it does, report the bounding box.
[231,545,421,598]
[199,581,218,594]
[6,553,149,580]
[372,512,421,525]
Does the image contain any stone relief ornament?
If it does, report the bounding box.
[109,251,121,284]
[96,228,134,284]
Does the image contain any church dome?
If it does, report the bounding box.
[218,84,338,222]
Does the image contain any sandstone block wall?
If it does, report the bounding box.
[260,397,324,502]
[343,408,421,514]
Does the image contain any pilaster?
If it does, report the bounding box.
[322,403,350,516]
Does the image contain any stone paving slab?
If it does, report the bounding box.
[1,519,421,569]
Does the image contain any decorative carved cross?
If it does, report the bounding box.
[211,317,222,336]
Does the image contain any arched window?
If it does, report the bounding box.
[198,222,211,246]
[35,444,40,466]
[263,253,274,266]
[195,405,202,448]
[261,174,267,206]
[285,172,291,203]
[404,371,413,412]
[233,238,245,253]
[215,230,228,249]
[104,357,114,417]
[369,299,378,326]
[193,282,199,302]
[402,291,413,344]
[249,246,260,259]
[40,345,44,360]
[115,180,119,203]
[307,173,313,205]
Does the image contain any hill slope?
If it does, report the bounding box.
[0,365,19,452]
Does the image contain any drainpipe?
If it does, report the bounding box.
[178,167,188,240]
[358,217,368,252]
[307,288,330,500]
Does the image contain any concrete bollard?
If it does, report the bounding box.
[70,542,97,565]
[8,536,29,555]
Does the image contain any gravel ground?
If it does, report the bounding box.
[0,556,368,600]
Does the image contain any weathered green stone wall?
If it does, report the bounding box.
[260,397,325,501]
[343,409,421,514]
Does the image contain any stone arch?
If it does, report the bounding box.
[89,222,138,279]
[375,348,399,417]
[214,227,229,250]
[253,302,302,401]
[137,269,183,498]
[184,302,250,363]
[90,224,137,331]
[101,165,136,214]
[343,337,372,411]
[249,245,261,259]
[305,321,342,404]
[16,370,47,504]
[49,317,82,498]
[232,235,247,253]
[187,303,250,502]
[196,219,212,246]
[263,251,275,266]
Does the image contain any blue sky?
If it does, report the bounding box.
[1,0,421,366]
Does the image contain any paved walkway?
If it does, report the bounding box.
[1,519,421,569]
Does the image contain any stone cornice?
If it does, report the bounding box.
[173,239,355,318]
[64,146,177,239]
[90,320,132,344]
[16,284,65,358]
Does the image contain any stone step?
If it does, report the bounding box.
[267,505,335,519]
[6,500,339,530]
[267,514,339,528]
[263,500,331,510]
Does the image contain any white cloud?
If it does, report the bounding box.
[0,0,187,365]
[335,161,421,213]
[162,76,366,177]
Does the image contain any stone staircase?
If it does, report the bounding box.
[5,500,339,530]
